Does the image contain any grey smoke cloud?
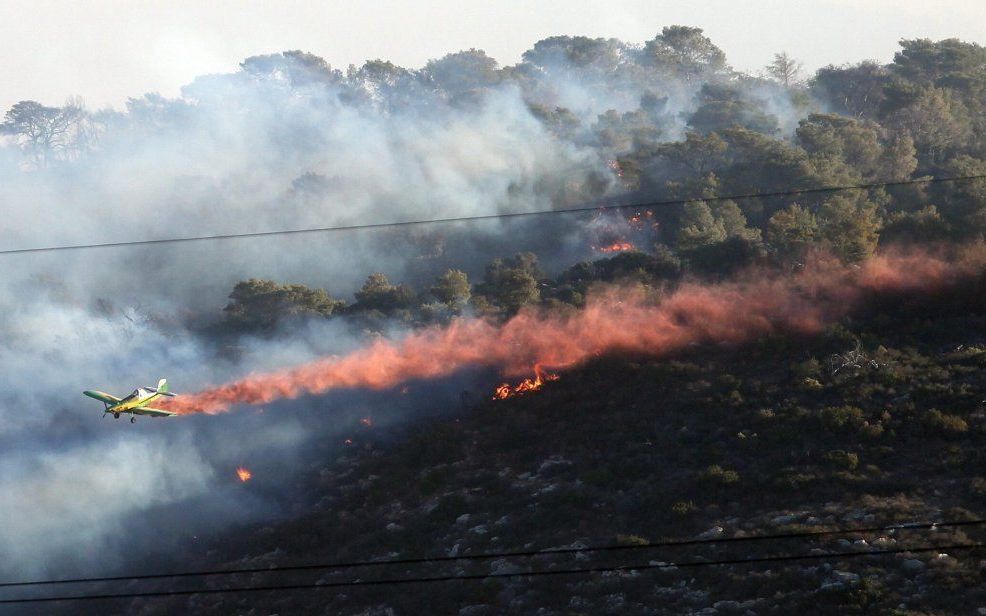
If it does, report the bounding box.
[0,36,816,580]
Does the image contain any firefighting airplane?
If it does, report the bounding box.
[83,379,178,423]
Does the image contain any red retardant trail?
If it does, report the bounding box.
[164,245,985,415]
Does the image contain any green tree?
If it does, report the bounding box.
[818,195,882,262]
[240,50,343,86]
[891,38,986,86]
[877,132,918,181]
[687,84,779,135]
[639,26,728,80]
[654,131,728,177]
[885,88,971,163]
[353,273,415,312]
[810,61,889,118]
[939,155,986,234]
[795,114,883,179]
[713,200,762,241]
[881,205,950,243]
[422,49,502,102]
[223,279,344,332]
[767,204,819,262]
[677,201,726,250]
[430,269,471,307]
[476,253,542,314]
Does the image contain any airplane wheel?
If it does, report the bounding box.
[114,413,120,419]
[130,417,136,423]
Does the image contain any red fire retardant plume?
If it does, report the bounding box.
[163,244,985,415]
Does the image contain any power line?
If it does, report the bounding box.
[1,519,980,589]
[2,542,981,605]
[2,174,983,256]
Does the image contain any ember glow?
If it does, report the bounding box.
[594,241,635,253]
[160,245,985,416]
[236,467,252,482]
[493,366,560,400]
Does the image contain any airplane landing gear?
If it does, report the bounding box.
[114,413,120,419]
[130,416,136,423]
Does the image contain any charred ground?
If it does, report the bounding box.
[109,282,986,615]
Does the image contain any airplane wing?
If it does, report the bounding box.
[83,390,121,404]
[132,407,177,417]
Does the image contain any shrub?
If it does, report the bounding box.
[672,500,699,516]
[702,464,740,484]
[924,409,968,435]
[820,405,867,432]
[616,534,650,546]
[824,449,860,471]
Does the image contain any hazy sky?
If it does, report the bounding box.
[0,0,982,112]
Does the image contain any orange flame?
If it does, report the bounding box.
[160,245,985,416]
[594,241,635,253]
[236,467,252,482]
[493,365,560,399]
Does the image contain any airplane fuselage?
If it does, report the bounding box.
[107,388,162,413]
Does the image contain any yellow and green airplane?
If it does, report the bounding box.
[84,379,178,423]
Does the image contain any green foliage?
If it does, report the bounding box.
[615,534,650,546]
[820,405,867,433]
[796,113,883,178]
[353,273,415,313]
[881,205,951,244]
[222,278,344,333]
[767,203,818,262]
[556,248,681,296]
[671,500,698,516]
[688,84,779,135]
[701,464,740,484]
[824,449,860,471]
[639,26,727,79]
[429,269,471,307]
[474,253,542,314]
[677,201,726,250]
[924,409,968,435]
[818,195,882,262]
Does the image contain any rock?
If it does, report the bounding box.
[568,596,589,610]
[384,522,403,532]
[536,456,573,476]
[469,524,489,535]
[699,526,725,539]
[852,539,870,551]
[455,513,471,525]
[831,570,860,585]
[490,558,524,575]
[771,513,799,525]
[458,605,491,616]
[901,559,925,573]
[835,538,852,549]
[713,599,742,611]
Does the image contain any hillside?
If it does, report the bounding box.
[124,284,986,615]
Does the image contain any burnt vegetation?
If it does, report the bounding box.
[132,290,985,615]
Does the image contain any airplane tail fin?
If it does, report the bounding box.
[157,378,168,393]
